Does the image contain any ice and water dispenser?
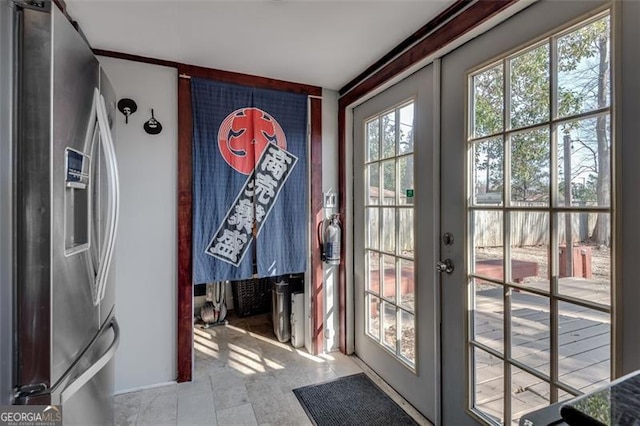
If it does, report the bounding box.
[64,148,90,255]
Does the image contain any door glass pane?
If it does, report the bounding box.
[366,208,379,250]
[473,280,503,354]
[468,12,612,423]
[557,212,610,306]
[511,127,550,204]
[382,111,396,159]
[400,310,415,363]
[398,208,413,258]
[510,43,550,129]
[366,250,380,295]
[361,102,416,370]
[382,160,396,205]
[399,104,414,154]
[510,211,549,290]
[367,163,380,205]
[382,208,395,253]
[382,302,397,350]
[367,118,380,162]
[558,301,610,393]
[473,138,504,205]
[399,259,414,312]
[473,64,504,138]
[398,155,414,205]
[557,16,611,118]
[557,116,611,208]
[511,367,549,425]
[367,294,380,340]
[472,210,504,281]
[511,290,550,375]
[382,254,396,303]
[473,346,504,424]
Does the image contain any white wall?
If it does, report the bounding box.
[98,56,178,392]
[321,89,340,352]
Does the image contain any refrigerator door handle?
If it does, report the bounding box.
[59,317,120,404]
[93,88,120,305]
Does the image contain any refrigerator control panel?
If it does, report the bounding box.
[65,148,90,189]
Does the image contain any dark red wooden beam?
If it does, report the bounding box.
[93,49,179,69]
[340,0,518,106]
[339,0,471,96]
[179,64,322,97]
[177,72,194,382]
[310,98,324,355]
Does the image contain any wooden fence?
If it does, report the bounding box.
[472,210,603,247]
[370,203,607,250]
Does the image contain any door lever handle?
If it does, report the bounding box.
[436,259,454,274]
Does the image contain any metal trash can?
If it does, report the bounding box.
[291,291,305,348]
[272,280,291,342]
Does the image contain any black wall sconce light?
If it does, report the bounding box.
[143,109,163,135]
[117,98,137,124]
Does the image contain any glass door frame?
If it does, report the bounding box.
[352,63,441,424]
[438,1,621,425]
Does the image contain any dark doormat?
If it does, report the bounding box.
[292,373,419,426]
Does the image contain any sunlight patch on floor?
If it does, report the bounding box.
[228,343,261,362]
[263,357,285,370]
[225,323,295,352]
[227,359,259,375]
[295,349,326,363]
[228,349,266,373]
[194,342,219,358]
[194,334,219,350]
[194,327,213,339]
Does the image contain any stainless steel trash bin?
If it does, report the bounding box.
[272,280,291,342]
[291,291,304,348]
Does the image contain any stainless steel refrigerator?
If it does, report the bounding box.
[1,1,120,424]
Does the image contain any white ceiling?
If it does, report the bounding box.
[65,0,454,90]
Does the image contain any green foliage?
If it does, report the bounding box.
[473,66,503,138]
[511,128,549,202]
[510,44,549,129]
[474,138,503,195]
[570,390,611,426]
[472,15,610,221]
[573,175,598,202]
[558,16,610,116]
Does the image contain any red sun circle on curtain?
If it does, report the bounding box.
[217,107,288,175]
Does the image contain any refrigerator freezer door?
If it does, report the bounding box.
[16,4,118,414]
[50,4,101,385]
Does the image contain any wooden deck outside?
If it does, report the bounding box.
[473,277,610,424]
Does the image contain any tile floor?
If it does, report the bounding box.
[115,312,430,426]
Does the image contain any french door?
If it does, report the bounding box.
[353,65,440,423]
[440,1,614,425]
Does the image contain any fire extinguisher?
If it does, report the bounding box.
[318,214,341,265]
